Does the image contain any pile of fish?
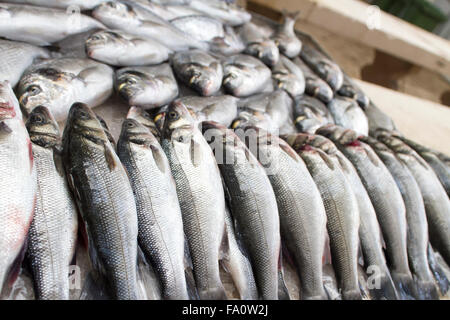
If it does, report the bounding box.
[0,0,449,300]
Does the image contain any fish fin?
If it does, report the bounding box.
[427,243,450,296]
[79,272,110,300]
[278,248,291,300]
[182,234,199,300]
[190,138,201,167]
[322,232,333,265]
[0,121,12,135]
[53,148,65,178]
[316,148,335,170]
[366,267,398,300]
[103,142,117,171]
[136,245,161,300]
[390,272,416,300]
[6,237,29,289]
[76,210,89,250]
[283,10,301,21]
[219,222,229,262]
[150,145,167,174]
[412,276,440,300]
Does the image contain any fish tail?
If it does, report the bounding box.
[282,10,301,21]
[198,286,228,300]
[413,278,440,300]
[391,272,416,300]
[368,273,399,300]
[428,243,450,296]
[342,289,363,300]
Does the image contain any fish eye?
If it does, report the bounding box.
[126,77,137,85]
[90,34,103,41]
[27,85,41,95]
[168,111,178,120]
[127,121,135,128]
[31,114,43,124]
[78,110,89,119]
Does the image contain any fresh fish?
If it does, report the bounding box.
[189,0,251,26]
[293,57,334,104]
[0,40,49,88]
[170,15,224,43]
[126,106,161,139]
[327,96,369,136]
[62,103,139,300]
[4,0,110,9]
[222,54,272,97]
[86,29,172,67]
[374,131,450,269]
[177,95,238,127]
[0,3,104,46]
[161,101,227,299]
[271,56,305,99]
[284,133,361,300]
[244,127,327,300]
[239,22,280,67]
[117,119,188,300]
[0,81,37,293]
[293,95,334,133]
[115,64,178,108]
[171,50,223,96]
[360,135,438,299]
[92,1,208,51]
[17,58,113,121]
[202,122,280,300]
[318,125,415,299]
[26,106,78,300]
[338,75,370,109]
[300,45,343,92]
[272,11,302,58]
[364,101,397,136]
[209,25,245,56]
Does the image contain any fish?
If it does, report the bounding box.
[293,95,334,134]
[293,57,334,104]
[243,127,328,299]
[132,0,202,20]
[338,75,370,109]
[17,58,113,121]
[25,106,78,300]
[202,122,280,300]
[360,135,438,299]
[231,107,278,134]
[0,81,37,293]
[317,125,416,299]
[222,54,272,97]
[92,1,208,51]
[189,0,251,26]
[177,95,238,127]
[374,131,450,269]
[271,56,306,99]
[284,133,361,300]
[170,15,225,43]
[327,96,369,136]
[322,264,341,300]
[86,29,172,67]
[62,103,139,300]
[364,101,397,137]
[271,11,302,58]
[239,22,280,67]
[4,0,110,10]
[161,101,227,300]
[95,114,116,147]
[427,244,450,296]
[209,25,245,56]
[0,39,49,88]
[0,3,104,46]
[126,106,161,139]
[300,45,343,92]
[171,50,223,96]
[115,64,178,108]
[117,119,188,300]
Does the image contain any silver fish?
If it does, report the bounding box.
[189,0,251,26]
[327,96,369,136]
[26,106,78,300]
[161,101,227,299]
[338,75,370,109]
[86,29,172,67]
[0,3,104,46]
[272,56,306,99]
[239,22,280,67]
[231,107,278,134]
[17,58,114,121]
[115,64,178,108]
[272,11,302,58]
[126,106,161,139]
[293,95,334,133]
[0,81,37,293]
[4,0,110,9]
[172,50,223,96]
[364,101,397,137]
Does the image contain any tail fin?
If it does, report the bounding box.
[79,272,110,300]
[277,245,291,300]
[136,246,161,300]
[427,244,450,296]
[368,272,399,300]
[390,272,416,300]
[413,277,439,300]
[198,286,228,300]
[282,10,301,22]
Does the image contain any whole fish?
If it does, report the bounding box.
[92,1,208,51]
[284,133,361,300]
[231,107,278,134]
[245,127,327,300]
[293,95,334,133]
[117,119,188,300]
[209,25,245,56]
[300,45,343,92]
[202,122,280,300]
[327,96,369,136]
[0,40,49,88]
[271,56,305,99]
[222,54,272,97]
[4,0,110,9]
[126,106,161,139]
[115,64,178,108]
[161,101,227,299]
[86,29,172,67]
[25,106,78,300]
[189,0,251,26]
[177,95,238,127]
[0,81,37,293]
[272,11,302,58]
[0,3,104,46]
[17,58,113,121]
[62,103,139,300]
[338,75,370,109]
[171,50,223,96]
[170,15,224,43]
[293,57,334,103]
[375,131,450,269]
[360,135,438,299]
[239,22,280,67]
[318,125,415,299]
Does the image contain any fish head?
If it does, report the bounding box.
[306,134,337,156]
[359,135,392,155]
[201,120,243,163]
[306,77,333,103]
[231,108,272,132]
[86,30,127,60]
[316,124,359,146]
[282,132,316,153]
[162,100,195,141]
[316,60,343,91]
[127,106,160,139]
[245,40,279,67]
[119,118,158,147]
[92,1,138,28]
[116,70,151,105]
[0,81,20,121]
[182,64,220,96]
[26,106,61,148]
[375,130,411,155]
[293,96,331,133]
[223,64,245,93]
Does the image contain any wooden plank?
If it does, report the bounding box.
[248,0,450,75]
[354,79,450,155]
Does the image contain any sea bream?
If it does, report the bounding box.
[271,11,302,58]
[338,75,370,109]
[293,95,334,134]
[271,56,306,99]
[0,3,104,46]
[0,81,37,294]
[17,58,113,121]
[239,22,280,67]
[26,106,78,300]
[327,96,369,136]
